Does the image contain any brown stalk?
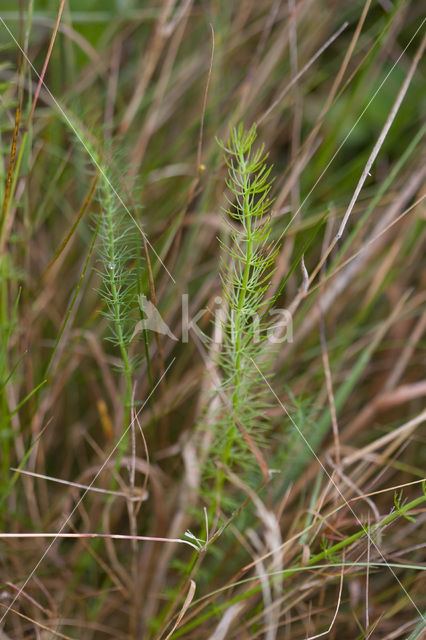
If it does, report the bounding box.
[25,0,67,129]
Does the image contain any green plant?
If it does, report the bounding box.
[2,3,426,638]
[208,123,278,505]
[96,172,140,421]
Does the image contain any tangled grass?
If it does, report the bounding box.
[0,1,426,638]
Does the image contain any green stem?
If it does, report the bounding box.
[232,158,253,405]
[104,187,133,412]
[218,157,254,508]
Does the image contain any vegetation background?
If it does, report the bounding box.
[0,1,425,638]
